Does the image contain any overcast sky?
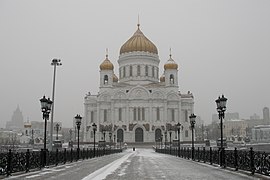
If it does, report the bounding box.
[1,0,270,128]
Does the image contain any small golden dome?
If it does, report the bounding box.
[113,74,118,82]
[160,73,165,82]
[100,55,114,70]
[120,24,158,54]
[164,55,178,70]
[24,122,31,128]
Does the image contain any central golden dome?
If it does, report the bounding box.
[120,24,158,54]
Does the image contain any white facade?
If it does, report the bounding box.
[84,25,194,143]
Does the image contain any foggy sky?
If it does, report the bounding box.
[1,0,270,128]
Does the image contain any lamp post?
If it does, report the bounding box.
[31,129,34,146]
[169,130,172,154]
[54,123,61,140]
[109,132,112,148]
[49,59,62,151]
[113,134,116,148]
[75,114,82,160]
[215,94,227,167]
[160,134,163,149]
[164,131,167,150]
[69,129,73,148]
[176,122,182,157]
[189,113,196,160]
[92,123,97,157]
[40,95,53,167]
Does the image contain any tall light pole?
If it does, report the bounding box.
[215,94,227,167]
[49,59,62,151]
[75,114,82,160]
[40,95,53,167]
[92,123,97,157]
[176,122,183,157]
[164,131,167,149]
[109,132,112,148]
[189,113,196,160]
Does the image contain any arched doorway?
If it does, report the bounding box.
[117,129,124,142]
[155,129,162,142]
[135,128,143,142]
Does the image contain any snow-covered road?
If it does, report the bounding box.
[7,148,260,180]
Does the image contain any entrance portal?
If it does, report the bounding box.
[135,128,143,142]
[117,129,124,142]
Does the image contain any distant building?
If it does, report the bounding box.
[251,125,270,142]
[263,107,270,124]
[250,113,260,120]
[224,119,247,143]
[212,112,239,123]
[6,105,24,130]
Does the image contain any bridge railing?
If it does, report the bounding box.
[155,147,270,177]
[0,148,122,177]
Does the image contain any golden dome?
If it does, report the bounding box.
[120,24,158,54]
[100,55,114,70]
[113,74,118,82]
[160,73,165,82]
[164,55,178,70]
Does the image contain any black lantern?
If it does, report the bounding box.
[215,94,227,167]
[75,114,82,160]
[189,113,196,160]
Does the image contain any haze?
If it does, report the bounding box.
[1,0,269,128]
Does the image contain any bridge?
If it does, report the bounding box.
[1,147,269,180]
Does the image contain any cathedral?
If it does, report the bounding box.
[83,23,194,144]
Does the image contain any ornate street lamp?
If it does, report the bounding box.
[109,132,112,148]
[164,131,167,149]
[215,94,227,167]
[160,134,163,149]
[92,123,97,157]
[40,95,53,167]
[176,122,183,157]
[189,113,196,160]
[54,123,61,140]
[75,114,82,160]
[113,134,116,148]
[169,129,172,154]
[69,129,73,148]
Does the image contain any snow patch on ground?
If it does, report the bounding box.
[82,152,133,180]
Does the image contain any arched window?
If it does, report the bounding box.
[104,75,108,84]
[145,65,148,76]
[185,130,189,137]
[117,129,124,142]
[123,66,126,77]
[142,107,145,121]
[130,65,133,76]
[119,108,122,121]
[156,107,160,121]
[137,65,141,76]
[104,109,107,122]
[169,74,174,84]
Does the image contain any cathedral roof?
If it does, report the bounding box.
[100,55,114,70]
[120,24,158,55]
[164,54,178,70]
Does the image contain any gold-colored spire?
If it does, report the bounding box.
[169,48,172,58]
[106,48,108,58]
